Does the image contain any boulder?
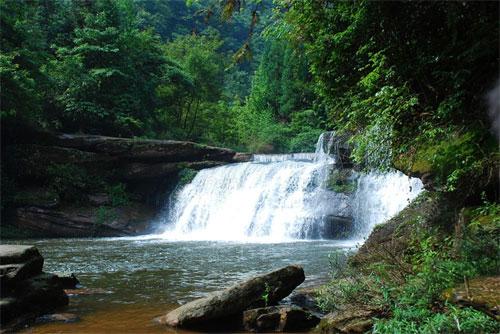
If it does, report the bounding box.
[1,273,69,325]
[53,272,80,289]
[322,215,354,239]
[243,306,320,332]
[0,246,69,326]
[443,276,499,319]
[159,265,305,329]
[0,245,43,265]
[317,307,383,334]
[289,287,321,312]
[233,152,253,163]
[0,245,44,291]
[349,191,454,269]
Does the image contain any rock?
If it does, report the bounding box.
[243,306,320,332]
[88,193,111,206]
[3,132,247,238]
[323,215,354,239]
[54,134,237,163]
[0,245,44,291]
[159,265,305,329]
[233,152,253,162]
[0,245,43,265]
[64,287,111,296]
[53,272,80,289]
[13,204,155,237]
[444,276,499,319]
[289,287,321,312]
[120,161,226,180]
[12,188,60,209]
[350,191,454,269]
[317,307,383,334]
[36,313,80,323]
[0,245,68,326]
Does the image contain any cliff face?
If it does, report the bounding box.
[1,132,248,238]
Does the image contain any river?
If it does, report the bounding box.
[16,133,422,333]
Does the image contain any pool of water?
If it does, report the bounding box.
[11,238,359,333]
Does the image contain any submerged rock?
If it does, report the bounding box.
[35,312,80,324]
[243,305,320,332]
[158,265,305,329]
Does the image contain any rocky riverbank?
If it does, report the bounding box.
[1,129,250,238]
[156,265,321,332]
[0,245,76,330]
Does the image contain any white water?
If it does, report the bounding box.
[156,133,423,242]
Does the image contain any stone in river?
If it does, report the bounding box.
[158,265,305,329]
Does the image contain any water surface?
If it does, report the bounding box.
[14,238,358,333]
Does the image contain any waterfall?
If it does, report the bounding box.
[156,133,423,242]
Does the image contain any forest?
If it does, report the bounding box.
[1,0,322,153]
[1,0,499,333]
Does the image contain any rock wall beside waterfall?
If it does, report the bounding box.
[1,130,248,238]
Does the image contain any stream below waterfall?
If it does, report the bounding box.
[15,238,357,333]
[15,133,423,333]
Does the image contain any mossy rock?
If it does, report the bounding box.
[327,169,357,194]
[349,191,454,270]
[443,276,500,319]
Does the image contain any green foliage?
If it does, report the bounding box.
[96,206,118,225]
[261,282,271,307]
[374,306,499,334]
[106,183,130,207]
[178,168,198,186]
[283,1,499,179]
[318,200,499,333]
[0,0,266,151]
[46,163,90,202]
[49,0,166,136]
[157,32,229,142]
[0,0,45,125]
[463,200,500,275]
[235,39,325,153]
[326,169,357,194]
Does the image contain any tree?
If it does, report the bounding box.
[161,32,225,140]
[50,0,165,136]
[283,1,499,186]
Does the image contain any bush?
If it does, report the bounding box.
[46,163,90,202]
[318,199,499,334]
[178,168,198,186]
[95,206,118,226]
[106,183,129,207]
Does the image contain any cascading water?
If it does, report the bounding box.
[156,133,423,242]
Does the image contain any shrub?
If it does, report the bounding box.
[95,206,118,226]
[178,168,198,186]
[46,163,89,202]
[106,183,130,207]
